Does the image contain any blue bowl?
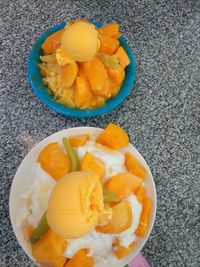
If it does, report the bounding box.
[28,21,136,118]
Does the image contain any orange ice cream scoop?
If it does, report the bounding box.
[46,171,104,239]
[61,21,99,62]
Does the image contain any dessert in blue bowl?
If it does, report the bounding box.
[28,20,136,118]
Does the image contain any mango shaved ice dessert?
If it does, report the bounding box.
[17,123,152,267]
[39,21,130,109]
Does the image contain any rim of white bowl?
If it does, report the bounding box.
[9,127,157,267]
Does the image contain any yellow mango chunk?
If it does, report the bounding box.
[91,96,105,108]
[78,65,89,80]
[98,23,119,37]
[73,76,93,109]
[81,152,104,179]
[60,62,78,88]
[95,79,111,99]
[135,197,152,237]
[107,65,125,86]
[83,57,108,97]
[42,29,65,55]
[102,79,111,99]
[106,173,143,201]
[64,249,94,267]
[112,32,122,39]
[114,46,130,69]
[69,134,89,148]
[125,152,147,180]
[37,142,70,181]
[56,47,75,66]
[99,35,119,55]
[96,201,132,234]
[134,186,146,203]
[96,123,129,149]
[57,88,75,107]
[32,230,67,262]
[97,207,113,226]
[113,239,137,259]
[53,256,67,267]
[38,256,67,267]
[108,79,120,97]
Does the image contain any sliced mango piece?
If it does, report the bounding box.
[125,152,147,180]
[81,152,104,179]
[107,65,125,86]
[97,206,113,226]
[106,172,143,201]
[108,79,120,97]
[96,123,129,149]
[37,142,70,181]
[114,46,130,69]
[112,32,122,39]
[135,197,152,237]
[78,65,89,81]
[134,186,146,203]
[96,201,132,234]
[99,35,119,55]
[57,88,75,107]
[98,23,119,37]
[32,229,67,262]
[42,29,65,55]
[64,249,94,267]
[60,62,78,88]
[52,256,67,267]
[83,57,108,97]
[38,256,67,267]
[91,96,105,108]
[56,47,75,66]
[69,134,89,148]
[113,239,137,259]
[99,79,111,99]
[73,76,94,109]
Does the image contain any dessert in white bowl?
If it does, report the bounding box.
[10,124,156,267]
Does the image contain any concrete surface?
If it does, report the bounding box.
[0,0,199,266]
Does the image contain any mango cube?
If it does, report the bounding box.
[96,201,132,234]
[37,142,70,181]
[81,152,104,179]
[64,249,94,267]
[106,172,143,201]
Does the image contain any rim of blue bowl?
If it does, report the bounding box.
[27,21,136,118]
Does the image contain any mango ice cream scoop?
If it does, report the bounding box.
[61,21,99,62]
[46,171,104,239]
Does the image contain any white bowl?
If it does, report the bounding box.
[9,127,157,267]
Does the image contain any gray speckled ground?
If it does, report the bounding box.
[0,0,200,266]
